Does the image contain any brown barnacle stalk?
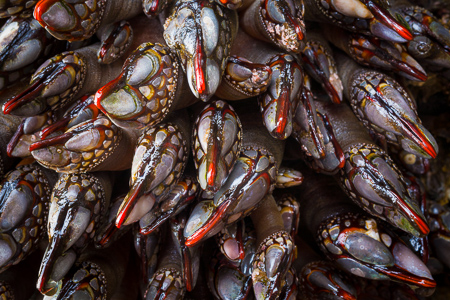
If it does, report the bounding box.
[96,20,134,65]
[144,228,186,300]
[0,162,56,273]
[291,83,345,174]
[37,171,114,295]
[0,250,42,300]
[53,235,131,300]
[0,16,64,91]
[250,194,295,300]
[295,168,436,295]
[2,43,123,117]
[29,115,140,173]
[335,52,438,160]
[321,24,428,82]
[192,100,242,193]
[299,27,344,104]
[139,175,199,235]
[34,0,143,42]
[110,257,140,300]
[0,114,22,177]
[163,0,238,101]
[115,111,191,228]
[275,166,303,188]
[239,0,305,53]
[95,16,198,130]
[314,99,430,237]
[294,238,358,300]
[7,111,56,158]
[184,104,283,246]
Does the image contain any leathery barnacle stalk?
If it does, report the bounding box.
[0,250,42,300]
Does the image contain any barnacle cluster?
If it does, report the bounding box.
[0,0,449,299]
